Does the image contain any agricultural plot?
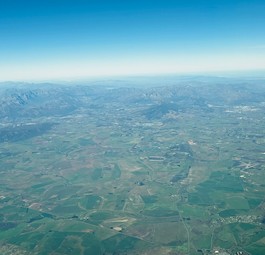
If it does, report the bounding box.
[0,83,265,255]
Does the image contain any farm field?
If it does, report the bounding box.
[0,82,265,255]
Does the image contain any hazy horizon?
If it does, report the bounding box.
[1,0,265,81]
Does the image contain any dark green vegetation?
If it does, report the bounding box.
[0,78,265,255]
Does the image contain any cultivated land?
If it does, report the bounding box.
[0,79,265,255]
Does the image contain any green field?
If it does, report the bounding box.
[1,84,265,255]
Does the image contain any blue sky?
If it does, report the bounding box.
[1,0,265,81]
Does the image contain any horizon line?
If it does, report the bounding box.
[1,68,265,84]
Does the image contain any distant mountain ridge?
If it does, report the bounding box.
[0,80,264,121]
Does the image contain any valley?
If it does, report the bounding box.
[0,80,265,255]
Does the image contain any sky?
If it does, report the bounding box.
[0,0,265,81]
